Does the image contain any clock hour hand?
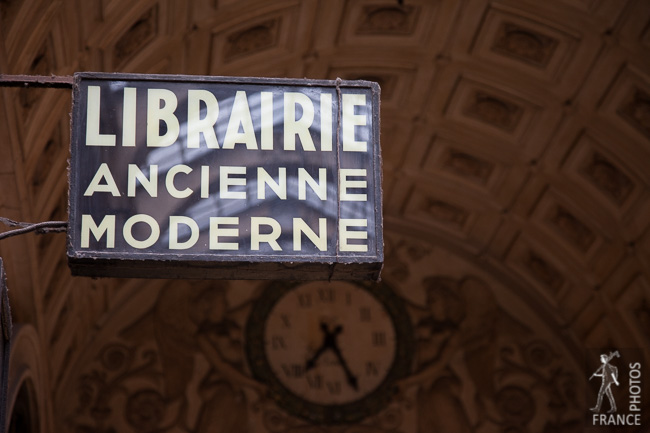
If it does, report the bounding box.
[305,322,336,370]
[305,344,327,371]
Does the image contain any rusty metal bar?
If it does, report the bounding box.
[0,74,73,89]
[0,217,67,241]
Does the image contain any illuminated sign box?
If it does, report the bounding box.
[67,73,383,280]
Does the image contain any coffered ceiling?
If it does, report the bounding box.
[1,0,649,431]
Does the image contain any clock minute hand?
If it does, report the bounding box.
[328,325,359,391]
[330,339,359,391]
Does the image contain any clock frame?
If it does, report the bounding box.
[245,280,414,424]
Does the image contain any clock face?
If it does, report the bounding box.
[246,281,413,424]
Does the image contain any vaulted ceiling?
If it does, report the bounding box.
[1,0,649,431]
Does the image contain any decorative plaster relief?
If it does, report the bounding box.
[355,5,418,36]
[114,6,158,67]
[492,21,559,68]
[224,19,280,61]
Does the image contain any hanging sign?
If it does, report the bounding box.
[67,73,383,280]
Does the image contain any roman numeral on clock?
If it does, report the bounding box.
[281,363,304,378]
[372,331,386,346]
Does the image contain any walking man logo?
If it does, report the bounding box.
[590,351,620,413]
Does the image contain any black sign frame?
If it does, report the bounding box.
[67,72,383,280]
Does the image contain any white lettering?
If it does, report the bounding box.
[122,87,137,147]
[147,88,180,147]
[592,413,642,426]
[251,217,282,251]
[339,218,368,252]
[340,169,367,201]
[293,218,327,251]
[128,164,157,197]
[187,89,219,149]
[629,361,642,412]
[260,92,274,150]
[342,93,367,152]
[298,168,327,200]
[223,91,257,149]
[209,217,239,250]
[200,165,210,198]
[85,87,371,152]
[220,166,247,199]
[81,214,115,248]
[84,163,121,196]
[166,165,193,198]
[258,167,286,200]
[320,93,333,151]
[123,214,159,249]
[284,92,315,151]
[169,216,199,249]
[86,86,116,146]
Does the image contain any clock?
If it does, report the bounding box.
[245,280,413,424]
